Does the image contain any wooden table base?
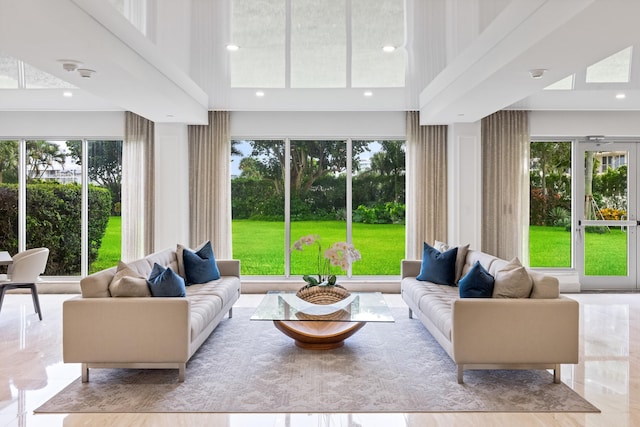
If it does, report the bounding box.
[273,320,366,350]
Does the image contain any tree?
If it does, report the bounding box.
[369,140,405,202]
[0,140,19,184]
[248,140,368,195]
[67,140,122,211]
[584,151,595,219]
[26,140,66,181]
[530,141,571,197]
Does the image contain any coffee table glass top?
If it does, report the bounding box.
[250,291,394,322]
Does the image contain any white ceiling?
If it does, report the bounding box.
[0,0,639,125]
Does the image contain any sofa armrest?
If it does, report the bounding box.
[401,260,421,279]
[451,296,579,364]
[63,296,191,364]
[217,259,240,277]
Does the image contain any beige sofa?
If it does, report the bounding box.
[401,249,579,384]
[63,247,241,382]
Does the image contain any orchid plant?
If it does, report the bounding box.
[292,234,362,287]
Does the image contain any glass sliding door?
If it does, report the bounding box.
[26,140,82,275]
[352,140,405,275]
[0,140,19,256]
[87,140,122,273]
[289,140,347,278]
[529,141,572,269]
[231,140,286,275]
[576,141,637,289]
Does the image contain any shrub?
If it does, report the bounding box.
[0,183,111,275]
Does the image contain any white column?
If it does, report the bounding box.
[154,123,190,250]
[447,121,482,249]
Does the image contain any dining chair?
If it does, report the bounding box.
[0,248,49,321]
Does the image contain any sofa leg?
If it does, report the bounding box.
[553,364,561,384]
[457,365,464,384]
[228,307,233,318]
[81,363,89,383]
[178,364,185,382]
[408,308,413,319]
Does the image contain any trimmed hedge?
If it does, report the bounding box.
[0,183,111,275]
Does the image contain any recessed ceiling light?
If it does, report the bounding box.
[62,91,73,98]
[382,45,396,52]
[256,91,265,97]
[616,93,626,99]
[364,91,373,97]
[226,44,240,52]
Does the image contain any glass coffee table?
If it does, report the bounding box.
[251,291,394,350]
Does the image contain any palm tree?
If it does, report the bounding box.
[26,140,66,181]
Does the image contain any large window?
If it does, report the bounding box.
[231,139,405,276]
[529,141,572,268]
[0,138,122,276]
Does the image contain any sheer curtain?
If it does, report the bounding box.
[481,110,530,261]
[405,111,448,259]
[122,111,155,261]
[187,111,232,259]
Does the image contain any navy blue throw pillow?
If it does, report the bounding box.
[147,263,186,297]
[459,261,495,298]
[183,240,221,285]
[416,242,458,286]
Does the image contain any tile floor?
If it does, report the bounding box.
[0,292,638,426]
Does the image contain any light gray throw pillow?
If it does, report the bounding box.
[109,261,151,297]
[492,257,533,298]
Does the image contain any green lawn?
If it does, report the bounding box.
[90,216,122,274]
[92,218,628,277]
[529,225,627,276]
[232,220,405,276]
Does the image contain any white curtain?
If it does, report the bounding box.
[481,110,530,261]
[122,111,155,261]
[187,111,232,258]
[405,111,448,259]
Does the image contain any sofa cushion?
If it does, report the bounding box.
[459,261,494,298]
[146,248,179,275]
[492,257,533,298]
[109,261,151,297]
[416,282,457,340]
[188,293,224,342]
[434,241,470,284]
[147,263,186,297]
[186,277,240,308]
[182,241,221,285]
[80,267,116,298]
[529,270,560,299]
[462,250,499,278]
[417,242,458,286]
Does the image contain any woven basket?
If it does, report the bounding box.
[295,284,351,305]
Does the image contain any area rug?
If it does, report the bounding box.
[36,308,599,414]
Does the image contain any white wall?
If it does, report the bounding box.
[0,111,124,138]
[530,111,640,137]
[230,111,406,139]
